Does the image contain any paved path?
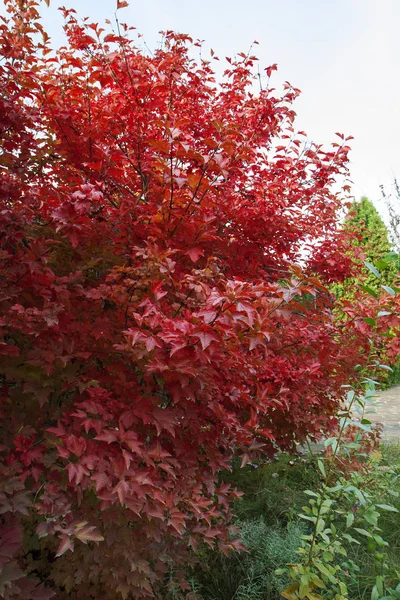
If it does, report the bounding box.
[366,385,400,440]
[297,386,400,453]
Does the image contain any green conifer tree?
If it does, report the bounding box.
[336,197,398,297]
[336,197,400,387]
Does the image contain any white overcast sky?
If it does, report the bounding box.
[26,0,400,220]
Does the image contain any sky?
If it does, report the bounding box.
[22,0,400,221]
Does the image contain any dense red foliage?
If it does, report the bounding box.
[0,0,399,597]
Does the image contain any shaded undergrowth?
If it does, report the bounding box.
[190,444,400,600]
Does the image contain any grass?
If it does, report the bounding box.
[221,453,320,523]
[194,518,305,600]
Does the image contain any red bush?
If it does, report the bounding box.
[1,0,398,597]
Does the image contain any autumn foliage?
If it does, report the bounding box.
[0,0,399,597]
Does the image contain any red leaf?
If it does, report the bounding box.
[66,463,89,485]
[265,63,278,77]
[153,408,176,437]
[74,524,104,543]
[103,34,117,43]
[121,448,132,469]
[65,435,86,457]
[55,535,74,557]
[240,453,251,468]
[36,521,53,539]
[92,472,110,492]
[114,480,130,506]
[186,247,204,263]
[144,336,160,352]
[188,535,199,552]
[0,343,19,356]
[195,330,218,350]
[47,422,66,437]
[95,430,118,444]
[167,510,186,533]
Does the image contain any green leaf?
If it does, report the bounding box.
[376,503,399,512]
[376,575,384,596]
[326,483,344,493]
[342,532,361,545]
[299,574,312,598]
[317,459,326,478]
[309,573,325,589]
[365,387,377,398]
[382,285,396,296]
[324,437,336,448]
[319,531,331,544]
[364,261,381,278]
[347,390,355,403]
[315,562,336,583]
[364,377,379,388]
[363,511,378,526]
[353,527,372,538]
[373,534,388,547]
[371,585,380,600]
[346,513,354,528]
[384,251,399,261]
[299,514,317,523]
[316,518,326,533]
[376,259,391,270]
[352,487,366,505]
[362,285,378,298]
[363,317,376,327]
[322,551,334,562]
[320,499,333,514]
[345,441,361,450]
[350,421,372,433]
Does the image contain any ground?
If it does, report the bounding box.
[370,384,400,440]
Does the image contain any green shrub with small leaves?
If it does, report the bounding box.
[281,260,400,600]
